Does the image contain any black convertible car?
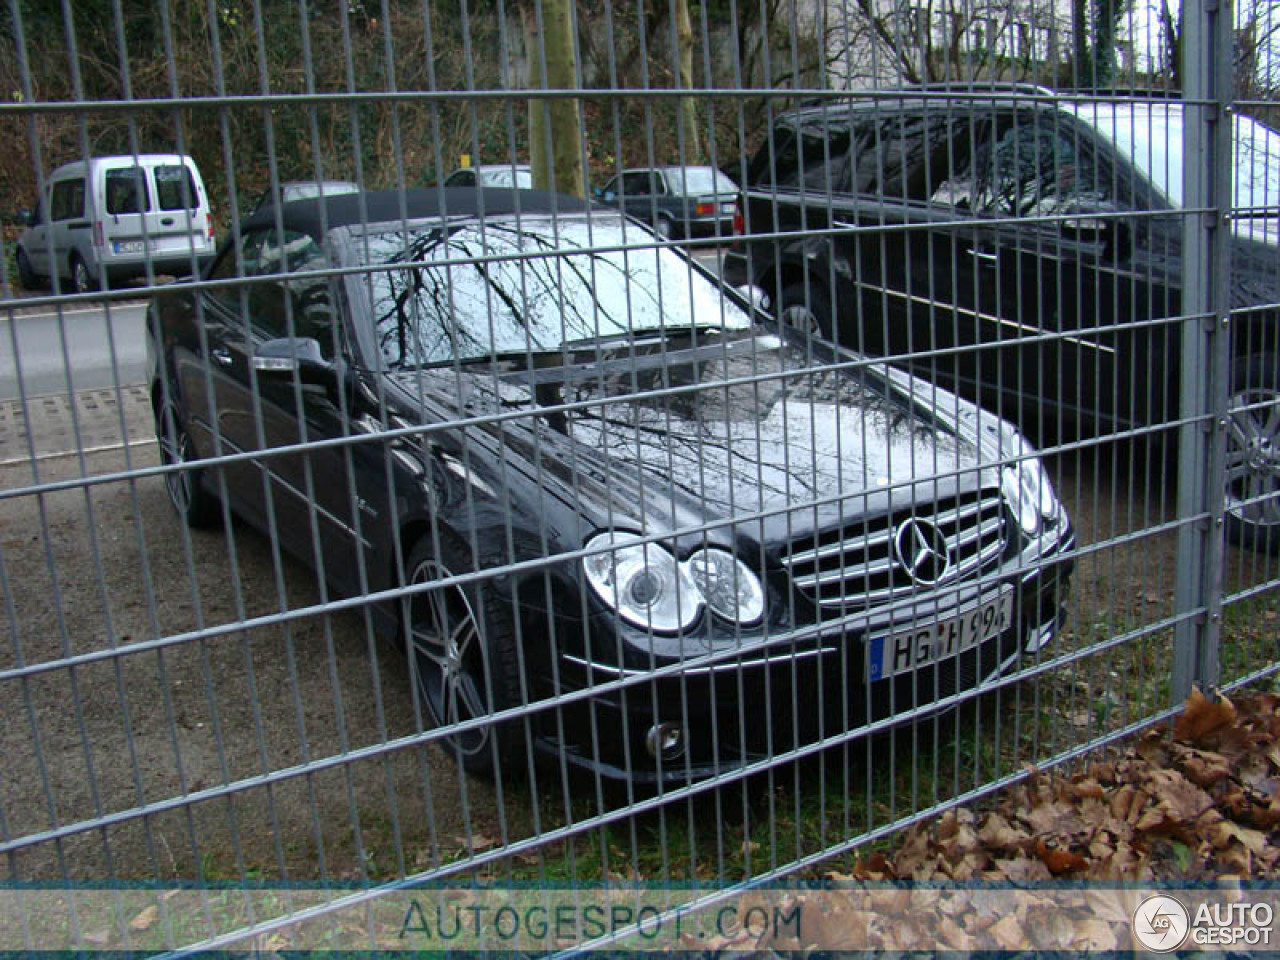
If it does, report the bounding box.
[148,189,1074,783]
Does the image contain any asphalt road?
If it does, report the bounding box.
[0,300,149,401]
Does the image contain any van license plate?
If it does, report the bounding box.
[867,590,1013,682]
[114,241,145,254]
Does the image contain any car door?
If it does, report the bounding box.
[620,171,658,224]
[967,110,1152,431]
[146,160,210,269]
[182,229,274,515]
[845,106,990,390]
[48,177,88,284]
[243,230,370,593]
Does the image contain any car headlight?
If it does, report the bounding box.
[583,532,701,632]
[686,548,765,625]
[582,533,766,631]
[1001,458,1059,536]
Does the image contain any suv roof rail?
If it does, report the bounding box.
[913,81,1058,97]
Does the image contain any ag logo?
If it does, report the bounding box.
[1132,894,1190,952]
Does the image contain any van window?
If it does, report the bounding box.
[50,179,86,221]
[155,165,200,210]
[106,167,149,214]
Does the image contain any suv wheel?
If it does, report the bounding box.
[403,535,526,779]
[71,254,94,294]
[1224,352,1280,555]
[778,283,832,339]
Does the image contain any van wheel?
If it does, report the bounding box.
[71,255,94,294]
[778,283,833,339]
[402,534,526,779]
[1224,352,1280,555]
[16,249,41,291]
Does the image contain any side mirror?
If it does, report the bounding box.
[591,186,604,200]
[253,337,333,387]
[603,190,616,203]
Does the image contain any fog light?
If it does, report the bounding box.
[645,722,684,759]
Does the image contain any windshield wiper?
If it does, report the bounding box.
[560,325,727,352]
[407,349,560,372]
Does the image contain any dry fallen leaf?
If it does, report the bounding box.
[1175,687,1237,744]
[128,905,158,932]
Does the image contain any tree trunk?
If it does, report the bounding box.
[674,0,701,162]
[525,0,585,197]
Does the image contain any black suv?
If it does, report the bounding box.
[724,87,1280,553]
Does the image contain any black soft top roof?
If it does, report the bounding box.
[242,187,596,238]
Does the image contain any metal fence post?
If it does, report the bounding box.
[1173,0,1234,701]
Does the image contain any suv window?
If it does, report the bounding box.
[761,124,855,193]
[106,167,150,215]
[50,179,85,221]
[155,165,199,210]
[854,112,974,201]
[972,113,1106,216]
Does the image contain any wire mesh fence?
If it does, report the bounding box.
[0,0,1277,952]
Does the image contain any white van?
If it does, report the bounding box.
[16,154,216,293]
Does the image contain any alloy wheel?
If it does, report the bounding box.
[407,560,492,757]
[157,405,194,515]
[1224,385,1280,531]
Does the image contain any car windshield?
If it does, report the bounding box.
[357,215,752,369]
[661,167,736,195]
[1071,103,1280,213]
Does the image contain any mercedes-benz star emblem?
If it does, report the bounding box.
[894,518,952,585]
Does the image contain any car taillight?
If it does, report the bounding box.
[207,221,215,241]
[93,221,103,246]
[695,201,715,216]
[732,201,744,236]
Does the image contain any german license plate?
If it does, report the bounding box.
[867,590,1014,682]
[113,240,144,254]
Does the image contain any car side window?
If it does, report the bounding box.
[206,229,271,327]
[769,124,855,194]
[622,172,651,195]
[972,114,1106,216]
[50,179,86,221]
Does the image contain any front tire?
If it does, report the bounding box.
[777,282,833,339]
[403,535,526,779]
[156,401,219,528]
[654,216,674,241]
[1224,352,1280,555]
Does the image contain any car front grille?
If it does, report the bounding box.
[780,490,1009,611]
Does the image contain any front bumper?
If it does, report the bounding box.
[529,531,1075,785]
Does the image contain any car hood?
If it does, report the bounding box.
[385,334,994,546]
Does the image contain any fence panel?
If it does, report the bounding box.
[0,0,1276,952]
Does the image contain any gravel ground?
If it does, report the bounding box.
[0,421,1274,884]
[0,444,538,882]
